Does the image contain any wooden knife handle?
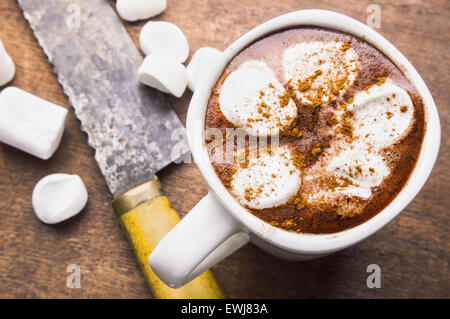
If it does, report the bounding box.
[112,176,224,299]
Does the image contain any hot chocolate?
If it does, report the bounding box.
[205,27,425,234]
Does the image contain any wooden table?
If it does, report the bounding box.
[0,0,448,298]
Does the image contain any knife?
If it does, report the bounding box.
[17,0,223,299]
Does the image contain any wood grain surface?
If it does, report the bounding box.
[0,0,448,298]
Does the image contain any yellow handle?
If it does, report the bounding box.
[112,177,224,299]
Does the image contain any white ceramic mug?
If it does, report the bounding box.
[149,9,441,288]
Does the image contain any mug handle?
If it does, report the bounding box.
[148,191,250,288]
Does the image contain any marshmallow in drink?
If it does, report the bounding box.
[138,53,188,97]
[303,78,413,206]
[139,21,189,63]
[302,141,389,217]
[326,144,389,195]
[231,146,301,209]
[0,39,15,86]
[187,47,222,91]
[116,0,166,22]
[0,87,67,160]
[344,79,414,148]
[219,60,297,136]
[32,174,88,224]
[310,142,389,199]
[283,41,359,105]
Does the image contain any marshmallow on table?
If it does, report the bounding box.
[187,47,223,91]
[32,174,88,224]
[0,39,15,86]
[116,0,166,22]
[138,53,188,97]
[0,87,67,159]
[139,21,189,63]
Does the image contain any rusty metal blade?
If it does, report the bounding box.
[18,0,187,195]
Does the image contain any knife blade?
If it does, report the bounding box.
[18,0,223,298]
